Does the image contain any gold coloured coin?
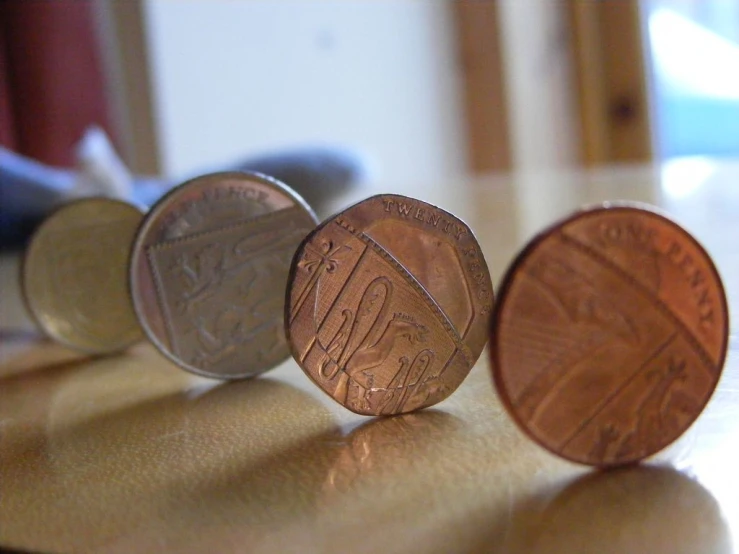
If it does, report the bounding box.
[22,197,145,354]
[129,171,318,379]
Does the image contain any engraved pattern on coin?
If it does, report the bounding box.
[286,194,493,415]
[22,198,144,353]
[130,172,317,379]
[148,208,308,374]
[490,205,728,467]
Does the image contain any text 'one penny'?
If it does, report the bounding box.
[490,204,728,467]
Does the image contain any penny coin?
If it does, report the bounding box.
[22,197,144,354]
[286,194,493,415]
[129,171,317,379]
[490,204,728,467]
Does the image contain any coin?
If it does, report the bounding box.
[286,194,493,415]
[129,171,317,379]
[490,204,728,467]
[22,197,144,354]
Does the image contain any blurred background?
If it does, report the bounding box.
[1,0,738,185]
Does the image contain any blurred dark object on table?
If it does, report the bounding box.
[0,132,365,250]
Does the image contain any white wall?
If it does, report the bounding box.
[143,0,467,183]
[498,0,581,170]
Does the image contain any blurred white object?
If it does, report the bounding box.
[70,126,134,200]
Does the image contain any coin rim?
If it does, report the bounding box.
[489,202,730,467]
[129,170,318,380]
[21,196,145,355]
[284,192,493,415]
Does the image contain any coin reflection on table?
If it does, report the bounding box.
[21,197,144,354]
[490,204,729,467]
[504,467,731,554]
[129,171,318,379]
[286,193,493,415]
[323,410,462,495]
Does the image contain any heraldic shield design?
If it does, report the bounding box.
[147,207,313,377]
[287,194,493,416]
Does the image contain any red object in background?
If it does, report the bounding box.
[0,17,17,150]
[0,0,114,166]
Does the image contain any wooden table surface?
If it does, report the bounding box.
[2,160,738,553]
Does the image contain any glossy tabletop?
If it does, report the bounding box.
[1,159,738,553]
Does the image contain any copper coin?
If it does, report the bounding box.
[22,197,144,354]
[286,194,493,415]
[130,171,317,379]
[490,204,728,467]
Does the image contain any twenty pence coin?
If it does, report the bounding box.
[286,194,494,415]
[22,197,144,354]
[490,204,728,467]
[130,171,317,379]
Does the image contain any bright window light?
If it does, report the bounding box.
[650,8,739,100]
[660,156,716,198]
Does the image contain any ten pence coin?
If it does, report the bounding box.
[490,204,728,467]
[286,194,493,415]
[22,197,144,354]
[130,171,317,379]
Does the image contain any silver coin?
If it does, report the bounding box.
[129,172,318,379]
